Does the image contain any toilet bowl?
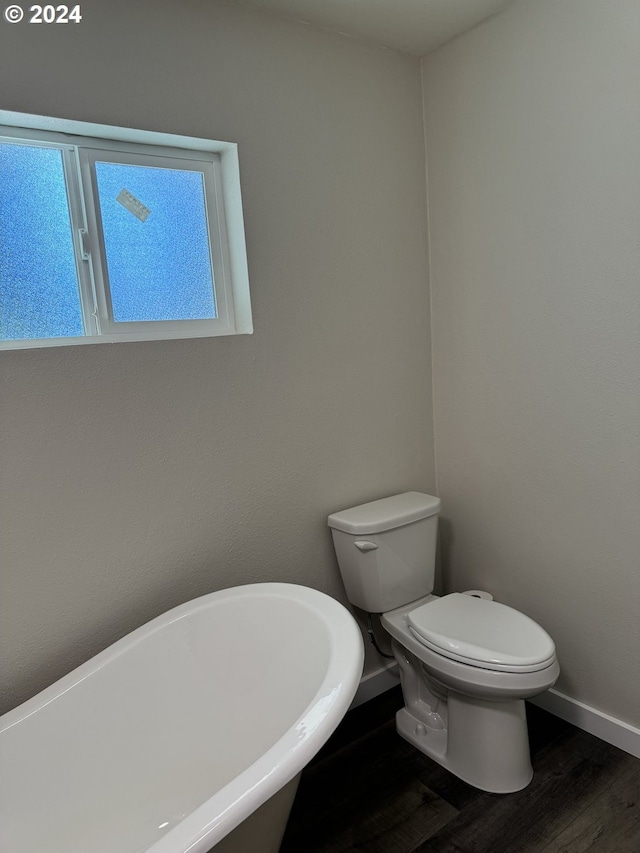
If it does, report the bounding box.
[328,492,560,794]
[382,593,559,792]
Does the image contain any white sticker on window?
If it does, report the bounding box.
[116,188,151,222]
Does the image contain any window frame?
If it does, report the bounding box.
[0,111,253,350]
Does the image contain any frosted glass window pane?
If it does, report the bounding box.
[94,162,216,323]
[0,142,83,340]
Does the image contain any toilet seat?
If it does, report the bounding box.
[407,593,556,674]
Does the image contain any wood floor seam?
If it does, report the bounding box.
[535,763,632,853]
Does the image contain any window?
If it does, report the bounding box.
[0,111,252,349]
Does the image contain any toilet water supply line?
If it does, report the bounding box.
[367,613,395,659]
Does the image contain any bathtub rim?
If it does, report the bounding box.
[1,582,364,853]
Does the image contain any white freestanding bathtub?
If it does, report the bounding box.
[0,583,364,853]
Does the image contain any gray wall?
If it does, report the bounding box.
[422,0,640,727]
[0,0,435,713]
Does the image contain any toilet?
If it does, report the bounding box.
[328,492,559,793]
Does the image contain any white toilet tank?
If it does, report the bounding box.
[328,492,441,613]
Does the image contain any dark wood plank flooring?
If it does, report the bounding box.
[281,687,640,853]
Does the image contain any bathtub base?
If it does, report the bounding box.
[211,775,301,853]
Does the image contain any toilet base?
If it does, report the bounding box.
[395,692,533,794]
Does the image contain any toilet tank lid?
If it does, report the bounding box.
[328,492,441,535]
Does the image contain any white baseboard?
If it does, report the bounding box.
[350,662,400,709]
[529,688,640,760]
[351,666,640,760]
